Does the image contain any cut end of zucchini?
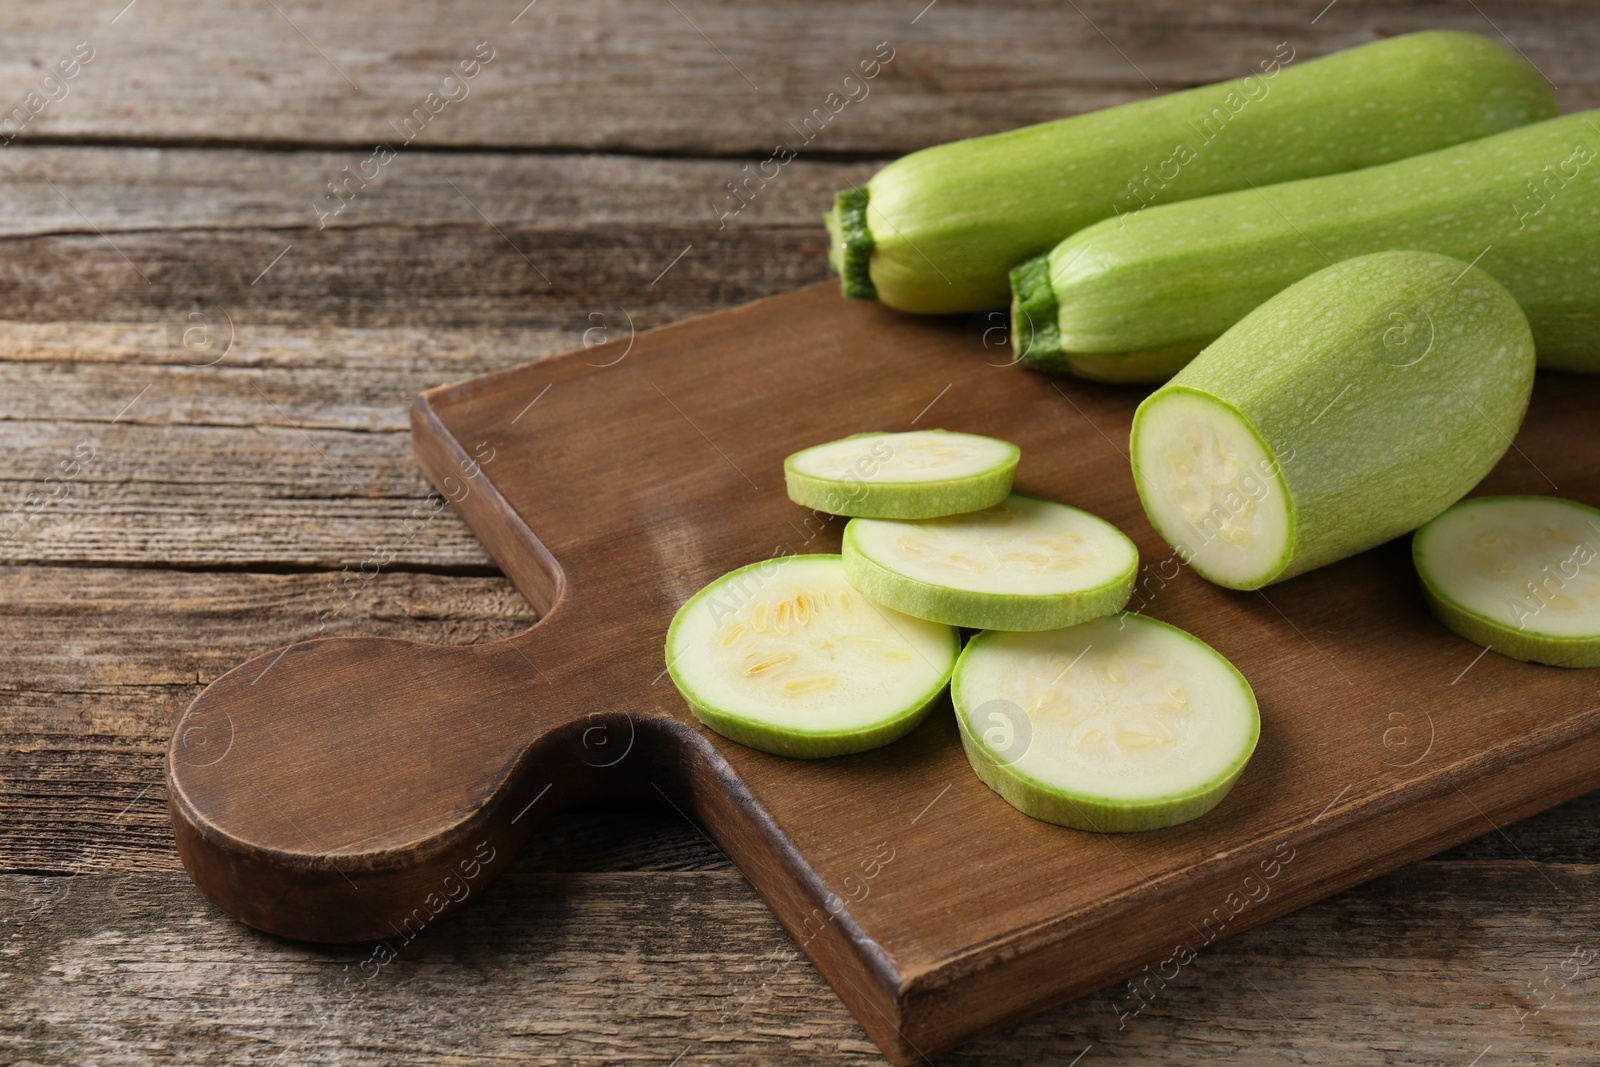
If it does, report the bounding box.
[784,429,1019,519]
[842,495,1138,631]
[1008,255,1065,370]
[827,187,878,301]
[953,615,1259,832]
[667,555,958,757]
[1132,389,1293,590]
[1414,495,1600,668]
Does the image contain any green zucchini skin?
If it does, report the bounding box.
[952,615,1260,833]
[839,496,1139,631]
[841,531,1133,632]
[783,430,1019,519]
[1421,584,1600,670]
[957,715,1252,833]
[827,31,1556,315]
[1413,495,1600,668]
[1027,109,1600,378]
[679,680,950,758]
[1131,251,1535,590]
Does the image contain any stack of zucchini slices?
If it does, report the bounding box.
[666,429,1261,833]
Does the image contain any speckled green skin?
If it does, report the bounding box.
[1031,109,1600,378]
[1131,251,1536,589]
[827,31,1556,314]
[1414,496,1600,668]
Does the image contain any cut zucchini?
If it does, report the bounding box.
[953,615,1259,832]
[1132,251,1535,590]
[841,494,1138,631]
[784,430,1019,519]
[1414,496,1600,668]
[666,554,958,757]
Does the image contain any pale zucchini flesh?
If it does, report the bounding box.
[1131,251,1535,589]
[841,494,1138,631]
[1133,392,1292,589]
[1021,109,1600,378]
[953,615,1259,832]
[784,430,1018,519]
[666,554,958,757]
[830,31,1556,314]
[1414,496,1600,668]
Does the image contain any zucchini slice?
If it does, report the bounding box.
[841,494,1138,631]
[784,430,1019,519]
[953,615,1259,832]
[1413,496,1600,668]
[666,554,959,757]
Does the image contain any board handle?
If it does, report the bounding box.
[166,631,638,942]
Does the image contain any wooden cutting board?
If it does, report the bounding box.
[166,283,1600,1064]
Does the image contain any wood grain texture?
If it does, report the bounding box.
[5,858,1597,1066]
[0,1,1594,153]
[166,285,1600,1063]
[0,148,877,236]
[4,1,1598,1062]
[0,143,872,335]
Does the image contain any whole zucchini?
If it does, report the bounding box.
[1014,109,1600,380]
[827,31,1556,314]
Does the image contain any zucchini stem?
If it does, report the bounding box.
[827,187,878,301]
[1008,255,1065,369]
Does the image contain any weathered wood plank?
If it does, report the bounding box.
[0,420,491,567]
[0,146,874,339]
[0,226,826,327]
[0,148,877,236]
[0,2,1592,154]
[0,148,868,567]
[0,325,555,432]
[0,145,879,458]
[2,863,1595,1065]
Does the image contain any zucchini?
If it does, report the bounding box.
[1414,496,1600,668]
[828,31,1556,314]
[840,494,1137,631]
[953,614,1259,832]
[1017,109,1600,379]
[666,554,958,757]
[784,429,1018,519]
[1131,251,1534,590]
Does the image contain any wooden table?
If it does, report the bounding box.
[3,2,1596,1063]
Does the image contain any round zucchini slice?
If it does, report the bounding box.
[953,614,1259,832]
[841,494,1138,631]
[783,429,1019,519]
[1413,495,1600,668]
[666,554,959,757]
